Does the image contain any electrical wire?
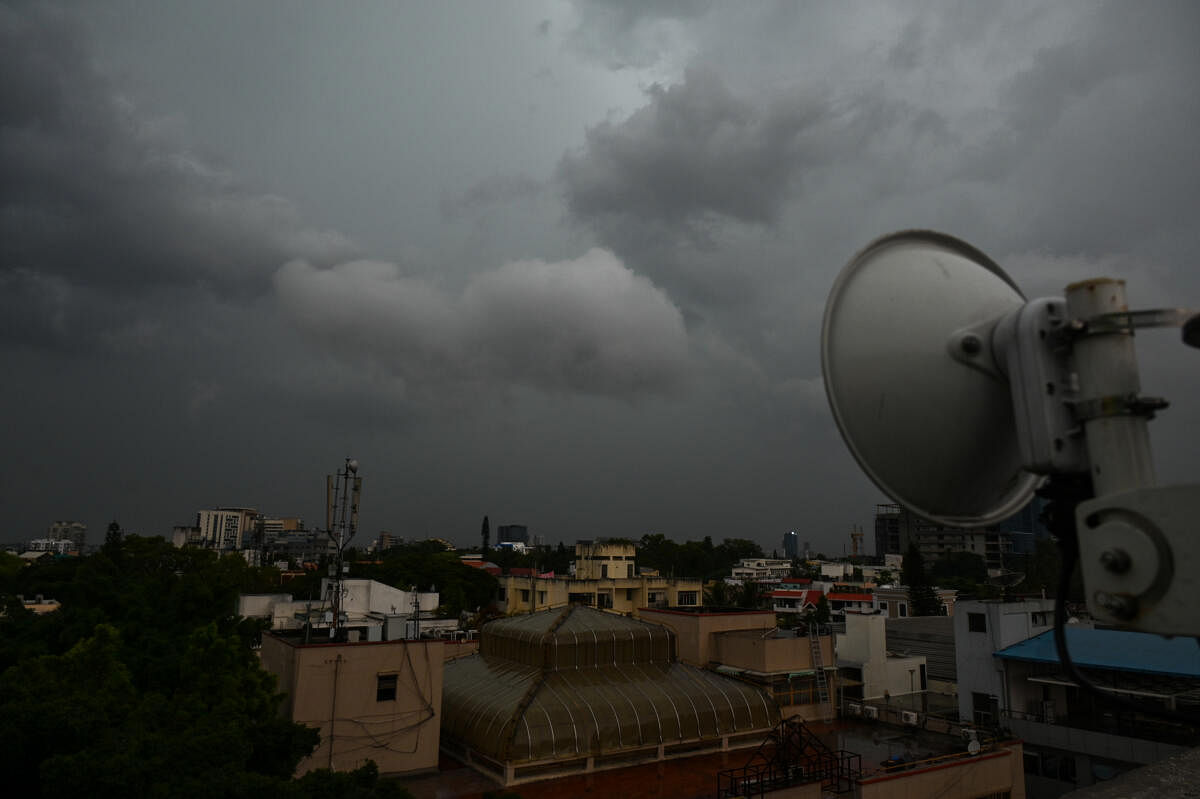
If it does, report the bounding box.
[1051,486,1200,728]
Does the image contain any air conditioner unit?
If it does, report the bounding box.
[901,710,919,726]
[847,702,862,716]
[862,705,878,720]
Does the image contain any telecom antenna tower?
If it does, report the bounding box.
[325,457,363,641]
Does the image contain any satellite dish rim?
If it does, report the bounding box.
[821,229,1037,527]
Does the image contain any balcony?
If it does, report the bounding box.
[1002,709,1191,765]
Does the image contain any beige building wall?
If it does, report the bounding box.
[712,630,833,674]
[498,574,703,618]
[574,540,637,580]
[854,742,1025,799]
[260,634,444,777]
[639,608,775,666]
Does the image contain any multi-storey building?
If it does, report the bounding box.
[783,530,800,559]
[991,626,1200,797]
[196,507,259,550]
[260,631,444,776]
[730,557,793,583]
[46,520,86,551]
[955,598,1057,726]
[874,503,1013,572]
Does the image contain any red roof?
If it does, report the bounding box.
[781,577,812,585]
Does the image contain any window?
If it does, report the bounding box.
[878,600,889,612]
[602,564,608,578]
[597,592,613,609]
[520,589,530,603]
[538,591,546,604]
[1031,612,1049,627]
[627,564,633,578]
[626,588,634,601]
[968,612,987,633]
[899,603,908,617]
[678,591,698,606]
[376,674,398,702]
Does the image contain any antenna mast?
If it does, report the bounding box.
[325,457,362,641]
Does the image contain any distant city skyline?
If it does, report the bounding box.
[3,2,1198,556]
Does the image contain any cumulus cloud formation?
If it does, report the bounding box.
[273,249,692,398]
[560,69,826,235]
[0,3,353,313]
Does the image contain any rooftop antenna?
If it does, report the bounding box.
[822,229,1199,635]
[324,457,362,641]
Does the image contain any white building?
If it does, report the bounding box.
[196,507,258,550]
[730,557,792,583]
[954,598,1056,725]
[836,612,927,700]
[239,578,440,641]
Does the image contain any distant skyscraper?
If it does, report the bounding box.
[47,521,86,551]
[782,531,799,559]
[196,507,259,550]
[498,524,528,545]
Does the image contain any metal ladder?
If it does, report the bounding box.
[808,623,834,722]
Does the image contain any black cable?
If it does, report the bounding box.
[1048,477,1200,728]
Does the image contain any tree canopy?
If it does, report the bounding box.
[0,536,411,798]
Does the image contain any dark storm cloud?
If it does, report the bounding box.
[560,69,826,233]
[439,174,544,220]
[0,3,354,311]
[273,249,692,398]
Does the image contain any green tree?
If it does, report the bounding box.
[805,594,831,625]
[102,519,123,558]
[704,579,730,607]
[902,542,943,616]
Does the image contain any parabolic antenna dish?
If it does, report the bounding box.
[822,230,1040,526]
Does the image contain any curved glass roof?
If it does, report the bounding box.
[443,606,779,764]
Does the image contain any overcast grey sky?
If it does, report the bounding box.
[3,1,1198,552]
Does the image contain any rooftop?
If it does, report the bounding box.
[995,628,1200,678]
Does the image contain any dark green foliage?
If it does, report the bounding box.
[355,543,497,617]
[292,761,413,799]
[737,579,764,609]
[481,515,490,554]
[901,542,943,616]
[809,594,831,625]
[635,534,764,580]
[704,579,730,606]
[929,551,988,583]
[0,535,348,798]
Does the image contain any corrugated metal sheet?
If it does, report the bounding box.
[444,606,779,764]
[995,628,1200,677]
[886,616,956,682]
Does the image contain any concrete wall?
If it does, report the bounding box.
[499,576,704,617]
[954,598,1055,721]
[854,742,1025,799]
[712,630,833,674]
[260,634,444,776]
[639,608,775,666]
[575,540,636,580]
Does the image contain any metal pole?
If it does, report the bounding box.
[1064,279,1156,496]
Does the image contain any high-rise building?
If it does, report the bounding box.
[782,530,799,559]
[47,521,86,551]
[196,507,258,550]
[497,524,528,544]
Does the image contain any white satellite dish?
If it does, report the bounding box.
[822,230,1040,526]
